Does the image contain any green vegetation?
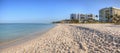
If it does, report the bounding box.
[52,18,99,24]
[83,18,99,23]
[104,14,120,24]
[52,21,61,23]
[112,14,120,24]
[105,13,112,23]
[70,20,79,23]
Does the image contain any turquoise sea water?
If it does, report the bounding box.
[0,23,54,43]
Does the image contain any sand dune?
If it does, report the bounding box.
[1,24,120,53]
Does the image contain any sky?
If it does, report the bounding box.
[0,0,120,23]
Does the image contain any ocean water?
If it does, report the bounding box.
[0,23,54,43]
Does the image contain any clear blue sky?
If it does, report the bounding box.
[0,0,120,23]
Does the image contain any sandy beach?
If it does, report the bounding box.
[0,24,120,53]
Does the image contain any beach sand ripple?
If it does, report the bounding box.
[1,24,120,53]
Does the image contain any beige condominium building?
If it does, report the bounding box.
[99,7,120,22]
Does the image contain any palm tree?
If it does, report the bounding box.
[95,15,98,18]
[112,14,120,24]
[105,9,113,23]
[106,14,112,23]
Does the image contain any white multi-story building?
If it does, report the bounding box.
[70,13,97,22]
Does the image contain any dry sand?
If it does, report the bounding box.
[0,24,120,53]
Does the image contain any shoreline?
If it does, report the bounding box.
[1,24,120,53]
[0,25,55,50]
